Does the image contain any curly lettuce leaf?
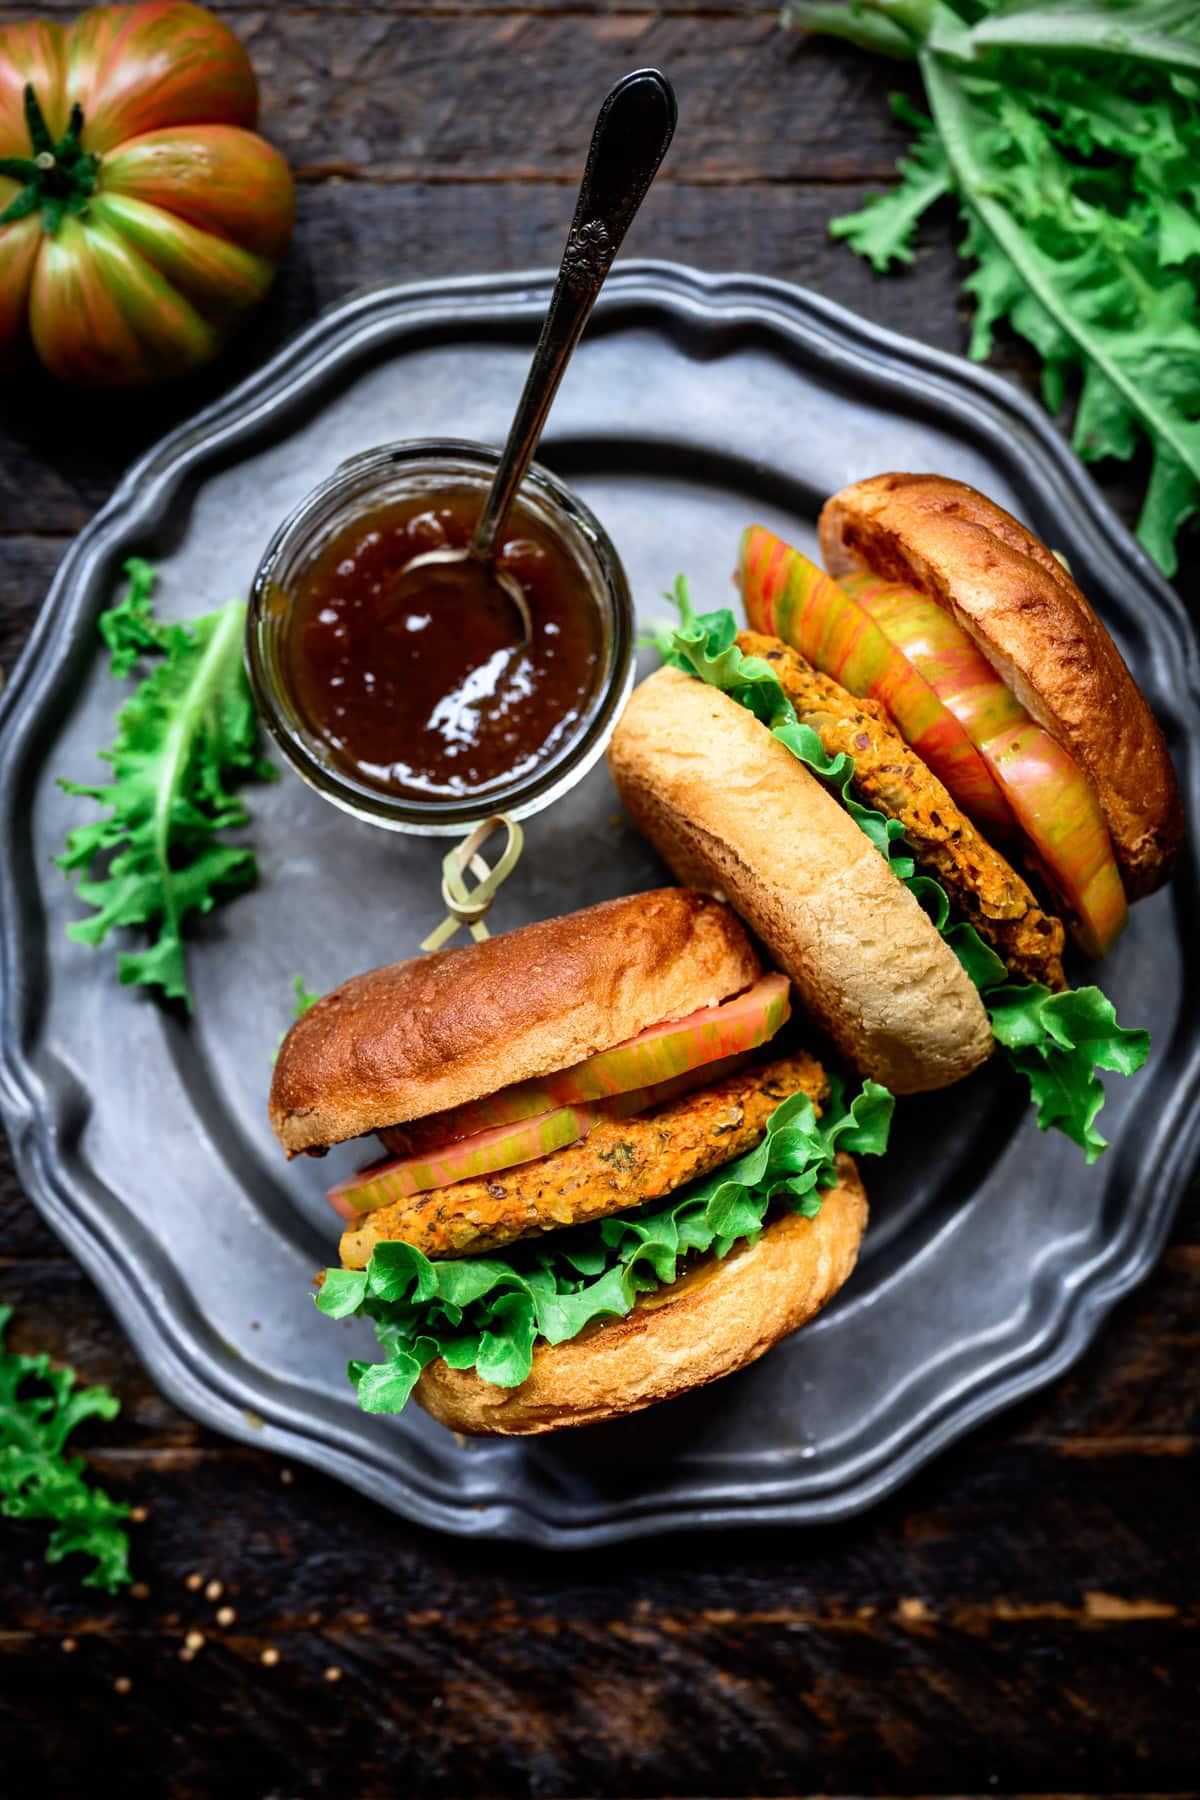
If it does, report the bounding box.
[56,561,275,1011]
[983,980,1149,1159]
[292,974,320,1018]
[0,1305,131,1593]
[829,95,953,273]
[659,584,1148,1159]
[319,1077,894,1414]
[97,556,169,677]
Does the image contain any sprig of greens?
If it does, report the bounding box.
[657,579,1148,1160]
[0,1306,131,1593]
[292,974,320,1018]
[274,974,321,1061]
[783,0,1200,576]
[97,556,169,677]
[56,560,274,1011]
[320,1075,893,1413]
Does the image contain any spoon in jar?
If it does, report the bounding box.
[388,68,678,643]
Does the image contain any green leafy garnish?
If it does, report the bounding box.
[983,978,1148,1159]
[97,557,168,677]
[0,1306,131,1593]
[320,1076,894,1413]
[783,0,1200,576]
[292,974,320,1018]
[658,581,1149,1159]
[56,560,274,1011]
[274,974,321,1061]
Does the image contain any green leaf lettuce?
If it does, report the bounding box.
[784,0,1200,575]
[56,559,275,1011]
[0,1305,131,1593]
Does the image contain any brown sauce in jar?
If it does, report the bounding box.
[282,491,604,801]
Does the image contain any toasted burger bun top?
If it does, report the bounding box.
[413,1155,867,1435]
[270,888,761,1155]
[608,666,994,1094]
[819,473,1182,900]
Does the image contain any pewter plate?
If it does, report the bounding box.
[1,264,1197,1543]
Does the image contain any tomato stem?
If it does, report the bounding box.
[0,85,99,233]
[23,82,54,158]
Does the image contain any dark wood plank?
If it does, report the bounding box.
[0,1192,69,1268]
[0,10,915,184]
[0,176,1173,577]
[247,13,915,184]
[0,1438,1196,1796]
[0,536,65,686]
[0,176,965,539]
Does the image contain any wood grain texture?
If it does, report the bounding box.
[0,2,1196,1794]
[0,8,917,185]
[0,1433,1197,1796]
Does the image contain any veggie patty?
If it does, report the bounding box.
[340,1050,827,1268]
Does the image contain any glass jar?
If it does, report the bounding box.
[245,439,635,835]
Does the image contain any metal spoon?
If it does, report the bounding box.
[391,68,678,642]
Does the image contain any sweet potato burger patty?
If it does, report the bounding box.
[339,1049,827,1269]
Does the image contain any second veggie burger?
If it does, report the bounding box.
[609,473,1176,1153]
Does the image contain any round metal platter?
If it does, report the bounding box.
[1,263,1197,1544]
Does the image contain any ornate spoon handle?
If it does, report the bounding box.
[472,68,678,559]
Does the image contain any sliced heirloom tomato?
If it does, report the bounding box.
[836,572,1128,959]
[739,526,1015,840]
[377,970,790,1158]
[328,1055,752,1220]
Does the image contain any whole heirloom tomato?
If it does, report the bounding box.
[0,1,294,384]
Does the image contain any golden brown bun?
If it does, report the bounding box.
[413,1156,867,1435]
[607,667,993,1094]
[819,473,1182,899]
[270,889,760,1154]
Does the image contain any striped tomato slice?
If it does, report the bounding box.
[739,525,1014,840]
[840,571,1127,958]
[328,1053,753,1220]
[377,971,790,1159]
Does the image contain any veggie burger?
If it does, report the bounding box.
[608,474,1177,1143]
[271,889,892,1434]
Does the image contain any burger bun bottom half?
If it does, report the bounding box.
[414,1158,867,1435]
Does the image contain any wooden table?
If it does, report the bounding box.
[2,7,1196,1794]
